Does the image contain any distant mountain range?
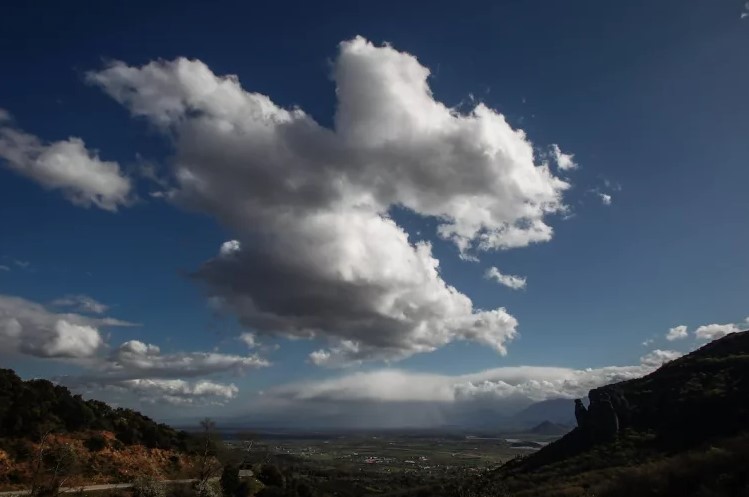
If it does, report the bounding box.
[199,398,577,435]
[509,398,577,427]
[527,420,571,436]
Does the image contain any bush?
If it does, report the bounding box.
[257,464,284,488]
[166,484,196,497]
[195,480,220,497]
[85,434,108,452]
[132,476,166,497]
[220,465,240,497]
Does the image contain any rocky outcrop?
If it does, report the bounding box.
[575,388,629,445]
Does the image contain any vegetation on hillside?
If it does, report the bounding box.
[0,369,219,492]
[0,369,190,450]
[426,330,749,497]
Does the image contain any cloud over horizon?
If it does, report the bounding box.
[270,349,682,406]
[0,294,266,405]
[254,348,684,426]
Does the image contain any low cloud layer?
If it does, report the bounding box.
[271,349,681,407]
[87,37,576,364]
[0,294,265,405]
[109,339,269,379]
[0,117,132,210]
[58,340,269,405]
[0,295,132,358]
[112,378,239,406]
[252,348,683,427]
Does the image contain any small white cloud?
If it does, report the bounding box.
[598,193,612,205]
[14,260,30,269]
[0,124,132,211]
[219,240,241,257]
[0,109,11,123]
[239,332,256,349]
[52,294,109,315]
[550,144,577,171]
[665,325,688,341]
[641,338,654,347]
[639,349,683,368]
[0,265,9,272]
[484,266,527,290]
[695,323,739,341]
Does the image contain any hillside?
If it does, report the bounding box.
[458,330,749,497]
[0,369,203,490]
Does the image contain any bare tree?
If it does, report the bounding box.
[29,432,77,497]
[196,418,222,484]
[235,431,256,466]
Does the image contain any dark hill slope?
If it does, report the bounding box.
[0,368,190,450]
[440,330,749,497]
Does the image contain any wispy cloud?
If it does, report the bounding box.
[484,266,527,290]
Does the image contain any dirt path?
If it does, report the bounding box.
[0,478,202,496]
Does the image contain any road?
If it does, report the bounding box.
[0,478,202,496]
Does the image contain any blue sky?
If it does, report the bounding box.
[1,0,748,424]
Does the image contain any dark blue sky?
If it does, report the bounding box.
[1,0,748,419]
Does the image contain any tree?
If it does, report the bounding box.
[84,434,107,452]
[132,476,165,497]
[196,418,222,484]
[235,432,256,466]
[220,464,240,497]
[257,464,284,488]
[29,433,78,497]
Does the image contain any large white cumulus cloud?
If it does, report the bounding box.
[87,37,572,364]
